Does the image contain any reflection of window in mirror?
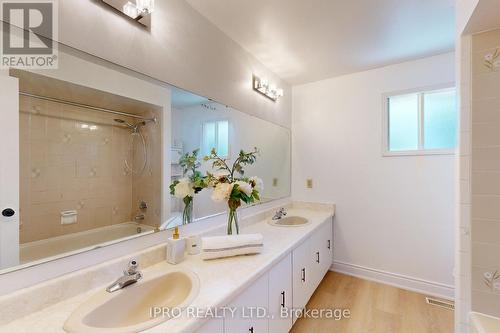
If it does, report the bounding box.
[202,120,229,157]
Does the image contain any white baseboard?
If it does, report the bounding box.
[331,261,455,300]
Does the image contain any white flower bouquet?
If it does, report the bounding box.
[204,148,263,234]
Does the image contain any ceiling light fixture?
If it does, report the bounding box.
[253,75,284,102]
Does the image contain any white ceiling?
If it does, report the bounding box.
[186,0,456,85]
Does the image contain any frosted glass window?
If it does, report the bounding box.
[202,120,229,157]
[385,87,457,154]
[202,122,216,156]
[216,120,229,157]
[423,90,457,149]
[388,94,419,151]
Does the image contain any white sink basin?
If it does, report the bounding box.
[268,216,309,227]
[64,269,200,333]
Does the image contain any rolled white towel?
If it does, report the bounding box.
[201,234,264,260]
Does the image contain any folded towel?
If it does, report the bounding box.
[201,234,264,260]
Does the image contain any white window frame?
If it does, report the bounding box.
[381,83,457,157]
[201,119,230,158]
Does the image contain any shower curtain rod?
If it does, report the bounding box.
[19,92,157,122]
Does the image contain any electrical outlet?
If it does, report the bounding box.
[306,179,313,189]
[273,178,278,187]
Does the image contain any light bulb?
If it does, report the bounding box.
[123,1,139,18]
[136,0,154,14]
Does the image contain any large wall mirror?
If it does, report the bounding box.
[0,26,290,274]
[169,89,291,227]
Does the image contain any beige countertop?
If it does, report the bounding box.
[0,205,334,333]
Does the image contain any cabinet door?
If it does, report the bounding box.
[225,273,269,333]
[292,238,311,324]
[268,253,293,333]
[309,220,334,291]
[195,319,223,333]
[309,228,324,292]
[321,219,333,274]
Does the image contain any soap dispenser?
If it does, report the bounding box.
[166,227,186,264]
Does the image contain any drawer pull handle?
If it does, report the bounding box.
[281,291,285,308]
[316,251,320,263]
[301,268,306,282]
[328,240,331,250]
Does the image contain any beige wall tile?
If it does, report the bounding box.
[472,171,500,195]
[472,123,500,147]
[472,219,500,245]
[471,290,500,317]
[472,195,500,219]
[472,29,500,52]
[472,147,500,171]
[472,97,500,123]
[471,242,500,269]
[472,71,500,100]
[471,266,500,293]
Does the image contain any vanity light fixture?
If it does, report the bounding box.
[253,75,284,102]
[101,0,154,26]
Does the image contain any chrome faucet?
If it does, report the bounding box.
[272,208,287,220]
[134,213,145,222]
[106,259,142,293]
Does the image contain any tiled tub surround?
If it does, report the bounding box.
[0,202,334,332]
[19,95,162,246]
[471,28,500,317]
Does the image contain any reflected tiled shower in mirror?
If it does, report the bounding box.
[15,70,162,264]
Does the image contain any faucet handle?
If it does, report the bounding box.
[124,259,139,276]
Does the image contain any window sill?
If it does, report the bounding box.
[383,149,457,157]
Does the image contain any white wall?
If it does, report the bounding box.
[0,75,19,269]
[48,0,291,129]
[456,0,479,35]
[292,52,456,298]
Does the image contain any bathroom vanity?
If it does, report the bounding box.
[0,203,334,333]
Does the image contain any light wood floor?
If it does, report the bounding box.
[290,272,454,333]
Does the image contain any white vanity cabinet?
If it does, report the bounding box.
[310,220,333,291]
[268,254,293,333]
[225,273,269,333]
[195,319,224,333]
[292,238,313,324]
[292,218,334,323]
[203,218,333,333]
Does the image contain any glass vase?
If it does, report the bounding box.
[182,197,194,225]
[227,207,240,235]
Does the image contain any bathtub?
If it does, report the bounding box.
[470,312,500,333]
[20,222,155,264]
